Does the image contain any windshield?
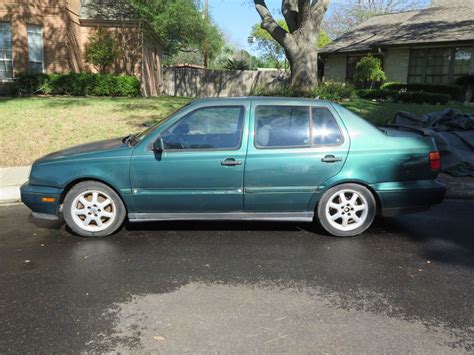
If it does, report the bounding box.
[129,103,192,145]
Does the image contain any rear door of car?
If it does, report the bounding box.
[244,100,350,212]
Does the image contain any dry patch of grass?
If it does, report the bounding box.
[0,96,191,167]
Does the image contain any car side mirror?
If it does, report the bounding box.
[153,137,165,153]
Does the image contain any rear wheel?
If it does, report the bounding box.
[63,181,126,237]
[317,183,376,237]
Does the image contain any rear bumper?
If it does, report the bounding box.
[372,180,446,217]
[20,183,63,220]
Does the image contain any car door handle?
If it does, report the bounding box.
[321,155,342,163]
[221,158,242,166]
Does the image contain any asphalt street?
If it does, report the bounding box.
[0,200,473,353]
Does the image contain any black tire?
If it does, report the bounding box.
[63,181,126,237]
[317,183,376,237]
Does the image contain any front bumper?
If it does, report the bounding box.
[373,180,446,217]
[20,183,63,220]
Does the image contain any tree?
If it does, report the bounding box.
[325,0,429,39]
[85,28,120,73]
[252,0,330,90]
[84,0,224,66]
[353,55,387,88]
[131,0,223,62]
[251,20,331,69]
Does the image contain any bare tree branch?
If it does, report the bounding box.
[254,0,289,46]
[281,0,298,32]
[311,0,330,17]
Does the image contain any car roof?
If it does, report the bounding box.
[190,97,332,105]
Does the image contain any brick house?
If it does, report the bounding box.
[320,0,474,85]
[0,0,164,96]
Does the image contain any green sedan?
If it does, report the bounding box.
[21,97,446,237]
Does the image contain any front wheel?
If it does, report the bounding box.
[63,181,126,237]
[317,183,376,237]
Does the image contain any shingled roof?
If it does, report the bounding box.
[320,2,474,54]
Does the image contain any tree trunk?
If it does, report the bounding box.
[254,0,329,91]
[285,27,319,90]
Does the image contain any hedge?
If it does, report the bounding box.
[251,82,356,101]
[380,82,463,101]
[358,89,450,105]
[13,73,141,97]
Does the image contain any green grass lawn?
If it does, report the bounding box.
[341,98,474,126]
[1,96,473,167]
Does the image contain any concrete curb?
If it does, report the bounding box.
[0,167,473,205]
[438,173,474,200]
[0,166,30,204]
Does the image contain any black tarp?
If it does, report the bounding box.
[388,109,474,177]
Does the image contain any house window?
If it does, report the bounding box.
[0,22,13,80]
[27,25,44,73]
[408,47,472,84]
[453,47,472,82]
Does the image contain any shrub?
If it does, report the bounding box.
[223,58,251,70]
[393,91,450,105]
[353,55,387,89]
[358,89,450,104]
[313,82,356,100]
[12,73,50,95]
[250,82,355,101]
[13,72,141,97]
[380,82,463,101]
[357,89,394,100]
[455,75,474,102]
[85,28,121,74]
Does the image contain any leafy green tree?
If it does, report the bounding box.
[131,0,223,61]
[353,55,387,88]
[84,0,224,66]
[85,28,120,73]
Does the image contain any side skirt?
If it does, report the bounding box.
[128,212,314,223]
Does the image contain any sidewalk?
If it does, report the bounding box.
[0,166,30,204]
[0,167,473,205]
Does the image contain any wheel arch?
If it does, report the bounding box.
[311,180,382,214]
[60,177,128,211]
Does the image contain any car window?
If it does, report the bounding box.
[161,106,244,150]
[311,107,343,146]
[255,106,310,148]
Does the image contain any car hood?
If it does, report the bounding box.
[37,138,129,162]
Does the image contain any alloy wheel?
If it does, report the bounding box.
[325,189,369,232]
[71,190,116,232]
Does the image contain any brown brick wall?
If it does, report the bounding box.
[0,0,163,95]
[0,0,70,74]
[79,22,143,76]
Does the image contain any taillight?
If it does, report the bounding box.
[429,151,441,171]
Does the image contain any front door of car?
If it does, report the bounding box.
[244,103,350,212]
[130,104,249,213]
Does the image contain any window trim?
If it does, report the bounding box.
[253,105,344,150]
[27,24,45,74]
[0,22,13,81]
[160,105,246,153]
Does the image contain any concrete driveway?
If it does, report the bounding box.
[0,200,473,353]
